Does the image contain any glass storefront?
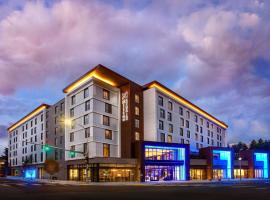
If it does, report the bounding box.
[144,144,188,181]
[212,150,232,179]
[190,169,206,180]
[234,169,248,179]
[145,165,182,181]
[99,168,135,182]
[69,169,79,181]
[254,153,268,179]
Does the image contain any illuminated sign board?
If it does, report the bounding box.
[122,91,128,121]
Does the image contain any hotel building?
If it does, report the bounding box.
[7,64,269,182]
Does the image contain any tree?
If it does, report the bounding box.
[44,159,59,179]
[231,142,248,153]
[250,140,257,149]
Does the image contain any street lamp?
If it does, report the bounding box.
[238,157,242,181]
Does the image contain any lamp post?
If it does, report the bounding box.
[238,157,242,181]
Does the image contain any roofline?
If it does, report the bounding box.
[143,81,228,129]
[7,104,50,132]
[63,64,141,93]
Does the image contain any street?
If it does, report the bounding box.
[1,178,270,200]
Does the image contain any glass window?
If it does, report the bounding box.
[187,130,190,138]
[180,128,184,136]
[168,101,173,111]
[84,88,89,98]
[160,109,165,119]
[84,114,89,125]
[71,95,76,105]
[179,107,183,115]
[195,115,198,122]
[159,120,164,130]
[85,127,90,138]
[135,94,140,103]
[158,96,163,106]
[103,116,110,126]
[167,135,172,143]
[105,129,112,140]
[70,108,74,117]
[135,106,139,116]
[103,89,110,100]
[169,124,173,133]
[160,133,165,142]
[70,132,74,142]
[83,143,88,154]
[186,120,189,128]
[180,118,184,126]
[105,103,112,114]
[85,100,90,111]
[167,112,172,121]
[135,132,140,141]
[186,111,190,119]
[103,144,110,157]
[135,119,140,128]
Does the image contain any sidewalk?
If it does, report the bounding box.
[5,176,270,186]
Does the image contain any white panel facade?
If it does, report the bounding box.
[143,88,227,152]
[65,78,120,160]
[8,110,47,167]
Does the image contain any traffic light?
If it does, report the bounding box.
[69,151,76,157]
[42,144,51,152]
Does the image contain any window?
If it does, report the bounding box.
[103,144,110,157]
[195,133,198,141]
[180,128,184,136]
[71,120,75,129]
[195,115,198,122]
[158,96,163,106]
[168,101,173,111]
[207,138,210,144]
[71,95,76,105]
[135,132,140,141]
[201,135,203,142]
[200,118,203,125]
[70,108,74,117]
[208,130,210,137]
[35,118,37,125]
[135,119,140,128]
[70,132,74,142]
[186,120,189,128]
[60,102,64,111]
[105,129,112,140]
[135,94,140,103]
[187,130,190,138]
[84,114,89,125]
[85,100,90,111]
[83,143,88,154]
[55,106,58,114]
[103,116,110,126]
[135,106,139,116]
[167,135,172,143]
[196,143,199,150]
[105,103,112,114]
[180,118,184,126]
[186,111,190,119]
[169,124,173,133]
[40,152,43,162]
[196,125,199,132]
[181,138,184,144]
[200,127,203,133]
[85,127,90,138]
[179,107,183,115]
[84,88,89,98]
[103,89,110,100]
[167,112,172,121]
[160,109,165,119]
[207,121,209,128]
[159,120,164,130]
[160,133,165,142]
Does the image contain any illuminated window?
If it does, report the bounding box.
[103,116,110,126]
[167,135,172,143]
[168,101,173,111]
[169,124,173,133]
[135,94,140,103]
[103,144,110,157]
[103,89,110,100]
[135,119,140,128]
[135,106,139,116]
[135,132,140,141]
[105,129,112,140]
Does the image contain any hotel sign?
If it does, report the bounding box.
[122,91,128,121]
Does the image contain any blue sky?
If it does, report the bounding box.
[0,0,270,154]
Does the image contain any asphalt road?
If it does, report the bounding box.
[1,178,270,200]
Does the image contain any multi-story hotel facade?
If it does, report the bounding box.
[7,64,269,182]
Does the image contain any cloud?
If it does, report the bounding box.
[0,0,269,144]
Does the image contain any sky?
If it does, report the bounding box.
[0,0,270,154]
